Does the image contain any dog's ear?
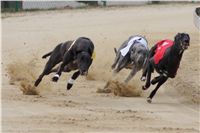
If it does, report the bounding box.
[130,45,136,54]
[88,47,93,57]
[186,33,190,41]
[175,33,182,42]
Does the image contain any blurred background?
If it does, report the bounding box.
[1,1,199,12]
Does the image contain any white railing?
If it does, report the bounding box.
[22,1,86,10]
[193,7,200,30]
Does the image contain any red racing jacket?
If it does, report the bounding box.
[153,39,174,64]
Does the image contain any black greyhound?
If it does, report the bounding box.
[34,37,95,90]
[141,33,190,103]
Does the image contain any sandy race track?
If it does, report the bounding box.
[2,3,200,133]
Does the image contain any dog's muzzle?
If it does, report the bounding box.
[183,43,189,50]
[182,40,189,50]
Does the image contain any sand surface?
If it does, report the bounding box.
[2,3,200,133]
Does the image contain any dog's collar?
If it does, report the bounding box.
[179,48,185,55]
[91,51,96,60]
[68,39,77,51]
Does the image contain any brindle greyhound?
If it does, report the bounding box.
[111,35,149,83]
[34,37,95,90]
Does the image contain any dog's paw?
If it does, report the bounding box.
[151,79,157,85]
[52,77,59,82]
[142,85,148,90]
[67,83,73,90]
[140,76,146,81]
[147,97,152,103]
[34,79,41,87]
[52,74,59,82]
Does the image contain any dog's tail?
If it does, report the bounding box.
[114,48,117,55]
[42,51,52,59]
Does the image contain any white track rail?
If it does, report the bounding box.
[193,7,200,30]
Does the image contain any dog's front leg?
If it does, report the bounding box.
[52,52,73,82]
[147,76,168,103]
[124,66,138,83]
[52,63,65,82]
[67,70,80,90]
[142,59,154,90]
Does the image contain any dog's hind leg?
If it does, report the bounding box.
[147,76,168,103]
[142,59,154,90]
[35,62,54,87]
[141,65,148,81]
[67,70,80,90]
[35,58,61,87]
[141,45,157,81]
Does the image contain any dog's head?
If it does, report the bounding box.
[174,33,190,50]
[130,44,148,68]
[77,52,93,75]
